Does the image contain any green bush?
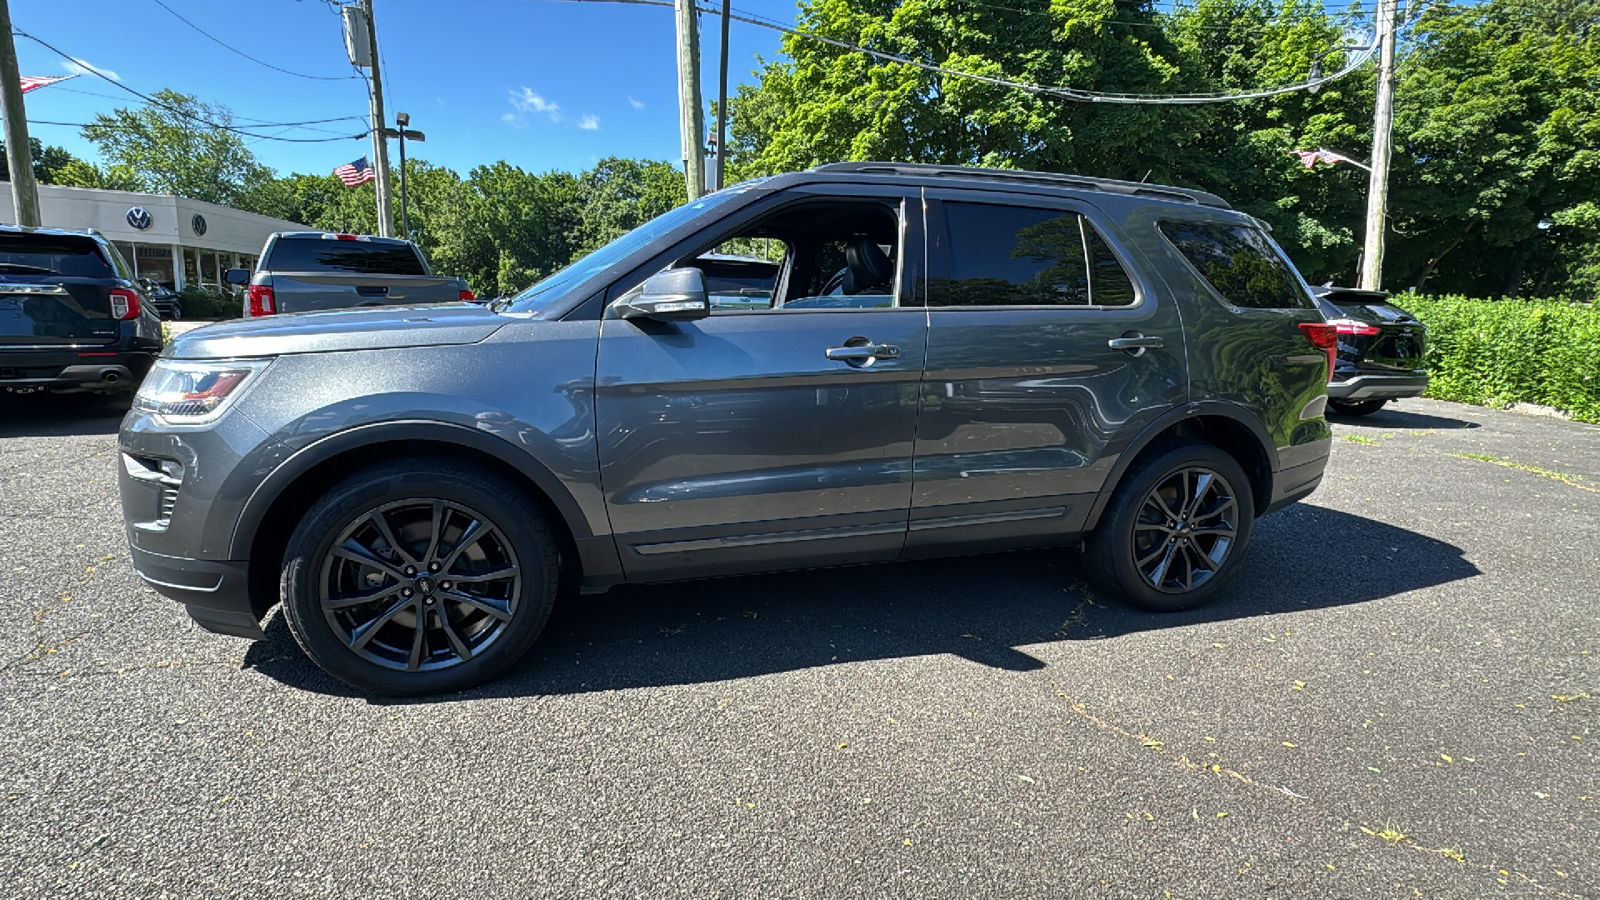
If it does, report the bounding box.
[1403,295,1600,423]
[176,285,241,319]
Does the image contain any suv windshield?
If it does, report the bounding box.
[499,189,751,314]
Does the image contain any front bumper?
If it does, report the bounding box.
[129,542,264,639]
[1326,373,1428,401]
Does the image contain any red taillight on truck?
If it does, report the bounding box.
[459,289,476,302]
[1298,322,1338,379]
[247,285,276,317]
[109,288,141,320]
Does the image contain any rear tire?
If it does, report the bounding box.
[1082,440,1255,612]
[1328,398,1386,416]
[279,459,560,696]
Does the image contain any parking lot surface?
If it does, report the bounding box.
[1,396,1595,899]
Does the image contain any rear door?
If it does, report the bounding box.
[0,234,121,348]
[906,191,1188,553]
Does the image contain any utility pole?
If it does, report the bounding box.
[1360,0,1399,291]
[674,0,706,199]
[714,0,731,191]
[0,0,42,227]
[360,0,395,237]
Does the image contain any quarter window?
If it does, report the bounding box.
[1158,221,1312,310]
[937,202,1136,307]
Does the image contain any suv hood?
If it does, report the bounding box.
[166,304,508,360]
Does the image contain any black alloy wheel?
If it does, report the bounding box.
[281,460,559,695]
[1082,439,1256,612]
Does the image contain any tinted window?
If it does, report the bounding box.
[267,238,427,275]
[938,202,1136,307]
[1158,221,1312,309]
[0,235,112,278]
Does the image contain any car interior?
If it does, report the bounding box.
[675,199,902,312]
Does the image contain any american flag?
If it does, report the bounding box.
[333,156,376,187]
[1289,148,1370,171]
[20,74,77,94]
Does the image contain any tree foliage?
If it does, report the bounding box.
[80,89,272,207]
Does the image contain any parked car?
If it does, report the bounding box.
[138,279,184,320]
[224,232,474,317]
[120,162,1336,696]
[2,225,162,396]
[1311,285,1428,416]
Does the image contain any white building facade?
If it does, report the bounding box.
[0,183,309,290]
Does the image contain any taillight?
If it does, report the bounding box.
[1328,318,1381,336]
[248,285,276,317]
[109,287,141,320]
[1298,322,1338,379]
[459,289,476,302]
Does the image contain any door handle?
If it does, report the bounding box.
[825,343,900,362]
[1107,335,1163,350]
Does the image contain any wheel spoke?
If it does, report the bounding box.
[1135,541,1170,568]
[1146,542,1178,589]
[325,583,402,610]
[1190,524,1237,540]
[420,501,445,567]
[1187,471,1214,514]
[439,519,487,572]
[1145,489,1182,523]
[368,508,418,568]
[1192,495,1237,526]
[1190,541,1222,571]
[441,587,512,622]
[407,610,428,671]
[449,565,518,584]
[349,595,414,651]
[438,611,475,662]
[332,540,406,581]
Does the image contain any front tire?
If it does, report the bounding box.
[1082,440,1255,612]
[280,460,560,695]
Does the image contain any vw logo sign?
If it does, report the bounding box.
[126,207,153,231]
[191,214,208,236]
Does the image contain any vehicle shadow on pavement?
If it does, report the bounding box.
[243,504,1481,702]
[0,394,130,438]
[1328,406,1481,430]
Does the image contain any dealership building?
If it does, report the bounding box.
[0,182,308,289]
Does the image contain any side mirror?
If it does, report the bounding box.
[223,268,250,287]
[614,268,710,322]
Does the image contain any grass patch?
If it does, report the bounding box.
[1452,453,1598,492]
[1362,822,1409,845]
[1340,434,1379,446]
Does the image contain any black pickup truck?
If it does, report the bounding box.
[1,226,163,396]
[225,232,473,317]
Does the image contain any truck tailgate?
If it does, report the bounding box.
[270,273,464,313]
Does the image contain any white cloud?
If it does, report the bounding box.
[578,114,599,131]
[507,86,561,124]
[501,111,523,128]
[628,96,645,110]
[63,57,119,81]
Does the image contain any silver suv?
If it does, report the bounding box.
[119,163,1336,695]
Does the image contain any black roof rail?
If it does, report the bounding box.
[810,161,1231,209]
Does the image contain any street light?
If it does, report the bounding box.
[382,112,426,239]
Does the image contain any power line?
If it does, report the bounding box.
[26,118,366,142]
[145,0,359,81]
[13,28,370,143]
[571,0,1380,104]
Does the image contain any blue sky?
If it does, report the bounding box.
[13,0,798,179]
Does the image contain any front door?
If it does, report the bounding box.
[595,191,928,579]
[905,191,1189,553]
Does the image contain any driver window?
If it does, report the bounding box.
[678,199,902,313]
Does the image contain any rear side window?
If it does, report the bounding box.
[937,202,1137,307]
[0,236,112,278]
[266,238,428,275]
[1158,221,1312,309]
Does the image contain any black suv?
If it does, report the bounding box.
[119,163,1336,695]
[2,226,162,396]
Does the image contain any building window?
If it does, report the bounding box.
[135,245,175,289]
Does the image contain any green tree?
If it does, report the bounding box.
[0,137,91,184]
[80,89,274,206]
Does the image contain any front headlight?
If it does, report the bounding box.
[133,359,272,424]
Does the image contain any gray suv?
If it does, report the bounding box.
[119,163,1336,695]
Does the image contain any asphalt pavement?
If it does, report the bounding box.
[0,395,1595,899]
